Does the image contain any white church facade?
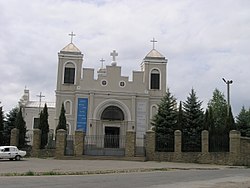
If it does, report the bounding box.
[20,37,168,154]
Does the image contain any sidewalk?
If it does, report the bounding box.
[0,158,240,175]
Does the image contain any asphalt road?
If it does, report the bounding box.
[0,168,250,188]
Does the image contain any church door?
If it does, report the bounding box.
[104,127,120,148]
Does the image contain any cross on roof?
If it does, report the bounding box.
[150,37,157,49]
[68,32,76,43]
[36,92,45,113]
[100,58,105,69]
[110,50,118,62]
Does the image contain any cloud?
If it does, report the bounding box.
[0,0,249,116]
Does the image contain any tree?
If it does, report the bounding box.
[203,107,215,131]
[0,106,4,146]
[56,103,67,131]
[39,104,50,149]
[182,88,204,152]
[15,107,27,148]
[152,89,178,151]
[225,106,235,131]
[207,88,228,132]
[176,101,184,130]
[4,107,19,145]
[236,106,250,137]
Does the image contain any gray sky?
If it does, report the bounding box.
[0,0,250,116]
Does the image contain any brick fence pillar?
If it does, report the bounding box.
[74,130,85,156]
[174,130,182,153]
[125,131,136,157]
[145,130,155,160]
[32,129,41,157]
[202,130,209,153]
[55,129,67,158]
[230,130,240,154]
[10,128,19,146]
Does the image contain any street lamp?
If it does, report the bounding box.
[222,78,233,114]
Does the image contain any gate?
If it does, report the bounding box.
[84,135,125,156]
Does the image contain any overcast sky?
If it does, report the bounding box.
[0,0,250,116]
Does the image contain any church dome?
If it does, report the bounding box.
[60,43,81,54]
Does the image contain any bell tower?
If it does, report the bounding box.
[141,38,168,96]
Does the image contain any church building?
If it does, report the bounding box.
[55,37,168,154]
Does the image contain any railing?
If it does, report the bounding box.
[155,133,174,152]
[85,135,125,149]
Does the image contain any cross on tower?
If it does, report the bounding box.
[36,92,45,113]
[100,58,105,69]
[110,50,118,62]
[68,32,76,43]
[150,37,157,49]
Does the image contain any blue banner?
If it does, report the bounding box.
[76,98,88,132]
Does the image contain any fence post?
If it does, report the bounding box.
[10,128,19,146]
[230,130,240,154]
[145,130,155,160]
[32,129,41,157]
[174,130,182,153]
[55,129,66,158]
[74,130,85,156]
[125,131,136,157]
[202,130,209,153]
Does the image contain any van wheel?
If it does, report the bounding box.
[15,155,21,161]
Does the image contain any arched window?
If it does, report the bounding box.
[101,106,124,121]
[65,100,71,115]
[64,62,75,84]
[151,105,158,119]
[150,69,160,90]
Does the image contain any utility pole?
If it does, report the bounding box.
[222,78,233,114]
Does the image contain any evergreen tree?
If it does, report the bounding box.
[4,107,19,145]
[0,106,4,146]
[15,107,27,148]
[182,88,204,152]
[203,107,215,131]
[39,104,50,149]
[56,103,67,131]
[176,101,184,130]
[236,106,250,137]
[152,89,178,151]
[207,88,228,131]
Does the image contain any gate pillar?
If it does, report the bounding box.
[74,130,85,156]
[125,131,136,157]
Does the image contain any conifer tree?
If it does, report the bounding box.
[39,103,49,149]
[176,101,184,130]
[0,106,4,146]
[182,88,204,152]
[236,106,250,137]
[225,106,235,132]
[152,89,178,151]
[4,107,19,145]
[15,107,27,148]
[56,103,67,131]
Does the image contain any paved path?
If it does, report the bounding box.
[0,158,240,174]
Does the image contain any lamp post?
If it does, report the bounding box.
[222,78,233,114]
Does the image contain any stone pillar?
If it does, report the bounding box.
[74,130,85,156]
[10,128,19,146]
[55,129,67,158]
[32,129,41,157]
[145,130,155,160]
[125,131,136,157]
[230,130,240,154]
[174,130,182,153]
[202,130,209,153]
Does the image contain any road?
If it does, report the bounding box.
[0,168,250,188]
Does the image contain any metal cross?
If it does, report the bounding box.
[68,32,76,43]
[100,58,105,69]
[110,50,118,62]
[36,92,45,113]
[150,38,157,49]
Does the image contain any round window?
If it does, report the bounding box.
[119,81,126,87]
[101,80,107,86]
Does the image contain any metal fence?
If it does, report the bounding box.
[182,130,201,152]
[155,133,174,152]
[209,133,229,152]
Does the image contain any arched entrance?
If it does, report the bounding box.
[101,106,124,148]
